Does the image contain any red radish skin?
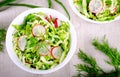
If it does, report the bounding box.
[53,18,58,28]
[89,0,103,14]
[50,15,53,20]
[45,15,59,28]
[50,47,55,59]
[50,46,62,59]
[45,15,53,22]
[25,61,31,64]
[32,25,46,37]
[45,17,50,22]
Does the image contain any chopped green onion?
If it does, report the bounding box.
[0,0,16,7]
[48,0,52,8]
[7,3,40,8]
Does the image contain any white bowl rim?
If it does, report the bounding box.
[68,0,120,24]
[6,8,77,74]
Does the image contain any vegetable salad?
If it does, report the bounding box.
[73,0,120,21]
[12,12,70,70]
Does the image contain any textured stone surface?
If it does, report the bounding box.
[0,0,120,77]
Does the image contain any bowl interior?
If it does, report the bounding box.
[68,0,120,24]
[6,8,77,74]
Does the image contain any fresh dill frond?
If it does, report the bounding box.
[78,50,97,68]
[92,38,120,69]
[75,37,120,77]
[75,50,104,77]
[0,29,6,52]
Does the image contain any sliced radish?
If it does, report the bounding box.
[50,46,62,59]
[18,36,27,51]
[39,44,51,56]
[89,0,103,14]
[110,7,117,13]
[32,25,46,37]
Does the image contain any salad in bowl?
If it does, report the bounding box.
[69,0,120,23]
[6,8,77,74]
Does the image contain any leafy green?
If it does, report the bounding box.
[24,14,37,22]
[105,0,112,5]
[73,0,83,14]
[82,0,89,17]
[26,36,38,48]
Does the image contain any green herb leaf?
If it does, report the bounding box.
[75,50,104,77]
[75,37,120,77]
[78,50,97,67]
[92,38,120,69]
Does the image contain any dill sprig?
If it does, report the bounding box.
[75,50,104,77]
[75,37,120,77]
[92,38,120,69]
[0,29,6,52]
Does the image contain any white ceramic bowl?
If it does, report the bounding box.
[6,8,77,74]
[68,0,120,24]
